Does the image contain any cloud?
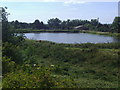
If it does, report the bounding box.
[1,0,119,3]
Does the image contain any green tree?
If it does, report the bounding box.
[61,21,67,29]
[14,20,20,29]
[2,7,13,42]
[32,19,45,29]
[47,18,61,29]
[91,19,99,26]
[111,17,120,33]
[32,19,41,29]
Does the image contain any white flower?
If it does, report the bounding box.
[33,64,36,66]
[50,65,54,67]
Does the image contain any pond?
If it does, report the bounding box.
[23,32,118,44]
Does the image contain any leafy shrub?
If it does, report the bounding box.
[2,57,16,75]
[3,67,55,88]
[3,42,25,64]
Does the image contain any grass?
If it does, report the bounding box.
[15,29,120,37]
[15,29,79,33]
[80,30,120,37]
[2,39,119,88]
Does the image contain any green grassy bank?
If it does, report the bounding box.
[15,29,120,37]
[2,39,120,88]
[80,30,119,37]
[15,29,80,33]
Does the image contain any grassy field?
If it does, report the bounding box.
[2,39,119,88]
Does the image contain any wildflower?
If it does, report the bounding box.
[50,65,54,67]
[33,64,36,66]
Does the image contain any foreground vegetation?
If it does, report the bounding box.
[2,39,120,88]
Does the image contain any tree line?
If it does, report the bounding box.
[10,18,119,33]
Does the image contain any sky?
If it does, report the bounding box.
[1,1,119,24]
[118,1,120,17]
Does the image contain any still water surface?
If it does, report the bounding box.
[24,33,118,44]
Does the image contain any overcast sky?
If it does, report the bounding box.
[1,1,119,24]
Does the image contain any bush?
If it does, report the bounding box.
[3,67,55,88]
[3,42,25,64]
[2,56,16,75]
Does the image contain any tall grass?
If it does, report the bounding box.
[2,40,119,88]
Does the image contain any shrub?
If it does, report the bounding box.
[3,67,55,88]
[2,56,16,75]
[3,42,25,64]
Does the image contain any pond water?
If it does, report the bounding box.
[23,32,118,44]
